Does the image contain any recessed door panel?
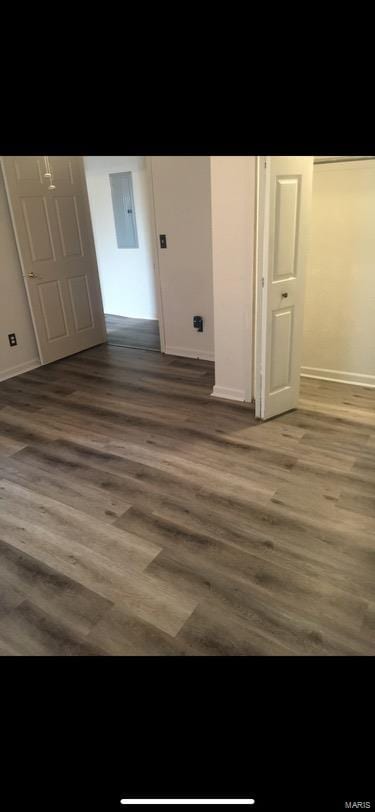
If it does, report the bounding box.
[273,177,300,279]
[14,158,43,183]
[50,157,74,184]
[55,196,83,257]
[270,308,293,392]
[68,275,93,331]
[38,281,68,340]
[21,197,55,262]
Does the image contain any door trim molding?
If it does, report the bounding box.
[145,157,166,354]
[254,156,267,418]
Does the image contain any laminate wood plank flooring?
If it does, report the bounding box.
[105,314,161,351]
[0,344,374,655]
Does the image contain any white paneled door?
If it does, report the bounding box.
[257,156,313,420]
[1,156,106,364]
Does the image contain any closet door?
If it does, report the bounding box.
[1,156,106,364]
[256,156,313,420]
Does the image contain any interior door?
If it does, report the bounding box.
[1,156,106,364]
[256,156,313,420]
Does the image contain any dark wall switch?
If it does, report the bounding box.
[8,333,17,347]
[159,234,167,249]
[193,316,203,332]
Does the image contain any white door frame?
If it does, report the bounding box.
[83,156,167,355]
[145,157,166,353]
[254,155,267,418]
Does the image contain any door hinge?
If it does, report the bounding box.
[261,277,265,288]
[264,159,267,169]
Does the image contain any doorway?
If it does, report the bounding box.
[255,156,375,420]
[84,156,163,352]
[302,157,375,387]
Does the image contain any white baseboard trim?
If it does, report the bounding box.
[301,366,375,388]
[211,385,246,402]
[128,314,159,321]
[0,357,41,383]
[165,345,215,362]
[106,312,158,321]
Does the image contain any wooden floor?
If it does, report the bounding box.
[0,344,374,656]
[105,314,161,351]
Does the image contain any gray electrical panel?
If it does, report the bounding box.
[109,171,139,248]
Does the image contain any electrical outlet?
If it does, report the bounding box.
[8,333,17,347]
[193,316,203,332]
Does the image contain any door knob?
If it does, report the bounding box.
[24,272,38,278]
[281,292,288,298]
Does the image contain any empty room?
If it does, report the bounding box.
[0,154,374,656]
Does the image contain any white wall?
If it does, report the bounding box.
[302,160,375,387]
[0,164,39,381]
[210,156,256,401]
[150,156,214,360]
[84,156,158,320]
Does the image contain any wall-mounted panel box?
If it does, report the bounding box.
[109,172,139,249]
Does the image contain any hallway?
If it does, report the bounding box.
[105,314,161,351]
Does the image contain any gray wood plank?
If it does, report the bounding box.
[0,345,374,654]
